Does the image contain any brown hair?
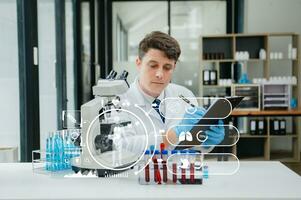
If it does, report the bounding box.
[138,31,181,62]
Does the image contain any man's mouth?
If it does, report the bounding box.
[151,82,164,85]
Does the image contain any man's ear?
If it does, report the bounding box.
[136,56,142,70]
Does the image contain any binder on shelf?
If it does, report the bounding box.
[280,119,286,135]
[249,119,257,135]
[270,119,280,135]
[257,119,266,135]
[203,70,210,85]
[209,70,217,85]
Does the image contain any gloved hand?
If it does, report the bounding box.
[202,120,225,147]
[173,107,206,137]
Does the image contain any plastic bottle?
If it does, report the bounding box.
[259,49,266,60]
[47,133,55,171]
[63,133,70,169]
[53,132,64,171]
[57,134,64,170]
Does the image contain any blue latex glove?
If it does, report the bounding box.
[173,107,206,137]
[202,120,225,147]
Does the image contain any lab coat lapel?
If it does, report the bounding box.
[127,81,146,107]
[127,79,165,123]
[163,86,186,125]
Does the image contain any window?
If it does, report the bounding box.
[0,0,20,156]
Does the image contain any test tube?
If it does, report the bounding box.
[160,143,165,159]
[189,150,196,184]
[162,150,168,183]
[180,150,188,184]
[203,165,209,179]
[144,150,150,183]
[171,150,178,184]
[153,150,161,184]
[150,145,155,154]
[190,163,195,184]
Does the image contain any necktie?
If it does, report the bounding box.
[152,99,165,123]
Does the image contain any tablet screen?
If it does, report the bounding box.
[175,96,243,150]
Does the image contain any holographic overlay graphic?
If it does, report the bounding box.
[160,97,232,120]
[166,124,240,147]
[86,108,148,171]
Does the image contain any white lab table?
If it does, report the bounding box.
[0,161,300,199]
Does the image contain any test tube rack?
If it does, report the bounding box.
[32,129,81,173]
[138,150,207,185]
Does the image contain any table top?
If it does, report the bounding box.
[0,161,301,200]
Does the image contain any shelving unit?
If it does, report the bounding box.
[199,33,301,162]
[231,109,301,116]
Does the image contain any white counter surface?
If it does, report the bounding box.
[0,161,301,200]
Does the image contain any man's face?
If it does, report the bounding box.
[136,48,176,97]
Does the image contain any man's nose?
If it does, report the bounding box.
[155,68,163,79]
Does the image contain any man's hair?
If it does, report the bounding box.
[138,31,181,62]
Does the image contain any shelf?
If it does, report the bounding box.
[202,85,231,88]
[202,59,266,62]
[264,97,288,101]
[230,134,298,138]
[201,58,298,62]
[235,33,268,37]
[231,109,301,116]
[264,93,289,96]
[229,134,267,138]
[270,134,298,138]
[244,59,266,62]
[236,36,266,59]
[270,59,298,61]
[269,32,298,37]
[202,59,234,62]
[202,34,234,38]
[263,105,288,108]
[200,32,301,163]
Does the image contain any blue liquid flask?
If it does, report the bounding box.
[46,137,50,171]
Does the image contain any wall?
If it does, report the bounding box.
[244,0,301,152]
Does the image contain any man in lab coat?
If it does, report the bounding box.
[120,31,224,152]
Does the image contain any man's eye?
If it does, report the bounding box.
[164,66,173,70]
[150,65,157,68]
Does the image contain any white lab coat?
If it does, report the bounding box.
[114,78,211,153]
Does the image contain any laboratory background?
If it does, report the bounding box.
[1,0,301,199]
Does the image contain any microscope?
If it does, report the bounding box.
[71,70,141,177]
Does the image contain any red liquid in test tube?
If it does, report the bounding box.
[144,150,150,183]
[162,150,168,183]
[190,163,195,184]
[181,168,186,184]
[172,163,177,183]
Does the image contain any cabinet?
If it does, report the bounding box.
[199,33,301,162]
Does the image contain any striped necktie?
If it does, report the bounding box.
[152,99,165,123]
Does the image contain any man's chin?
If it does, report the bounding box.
[150,87,164,95]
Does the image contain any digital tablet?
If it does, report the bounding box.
[175,96,244,150]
